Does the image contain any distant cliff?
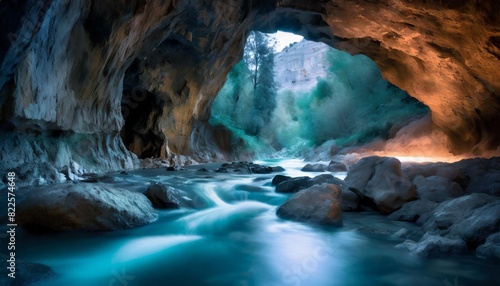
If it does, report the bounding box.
[274,40,330,92]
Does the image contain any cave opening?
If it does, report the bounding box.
[2,1,500,285]
[208,30,429,161]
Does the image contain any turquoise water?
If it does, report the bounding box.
[8,159,500,285]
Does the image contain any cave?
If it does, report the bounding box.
[0,1,499,285]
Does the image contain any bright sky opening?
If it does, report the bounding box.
[268,31,304,52]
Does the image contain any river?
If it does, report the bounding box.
[9,159,500,285]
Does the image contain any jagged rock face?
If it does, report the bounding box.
[321,0,500,154]
[0,0,499,183]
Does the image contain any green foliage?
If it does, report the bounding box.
[265,48,428,150]
[210,36,428,158]
[208,31,278,156]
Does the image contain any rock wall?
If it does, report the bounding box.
[274,40,330,92]
[0,0,499,184]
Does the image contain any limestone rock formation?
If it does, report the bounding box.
[1,0,499,184]
[274,40,329,92]
[18,183,158,231]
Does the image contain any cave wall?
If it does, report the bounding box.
[0,0,499,184]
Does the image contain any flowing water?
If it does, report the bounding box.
[7,159,500,285]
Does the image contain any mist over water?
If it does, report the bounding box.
[11,159,499,286]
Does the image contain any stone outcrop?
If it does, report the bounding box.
[1,0,499,184]
[345,156,417,213]
[394,193,500,258]
[18,183,158,231]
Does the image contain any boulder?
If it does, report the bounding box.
[466,170,500,196]
[18,183,158,231]
[423,193,495,235]
[327,161,347,172]
[275,176,311,193]
[413,175,464,203]
[436,166,467,186]
[311,174,344,186]
[341,188,361,212]
[275,174,344,193]
[448,200,500,248]
[388,199,439,225]
[272,166,286,172]
[271,175,291,186]
[402,162,444,181]
[301,163,327,172]
[276,184,342,226]
[345,156,416,214]
[145,183,182,209]
[476,232,500,259]
[395,233,467,257]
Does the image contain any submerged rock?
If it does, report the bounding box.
[145,183,182,209]
[18,183,158,231]
[0,253,55,285]
[277,184,342,226]
[345,156,416,214]
[413,175,464,203]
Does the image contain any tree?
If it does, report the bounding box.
[243,31,277,135]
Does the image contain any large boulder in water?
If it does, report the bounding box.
[277,184,342,226]
[18,183,158,231]
[271,175,291,186]
[345,156,416,214]
[145,183,182,209]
